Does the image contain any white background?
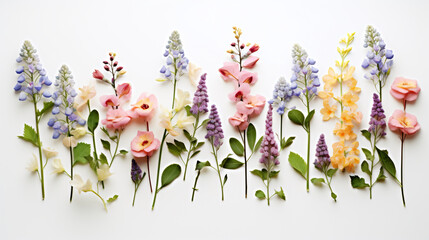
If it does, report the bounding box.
[1,0,429,239]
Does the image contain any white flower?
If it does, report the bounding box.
[70,174,93,193]
[51,158,65,174]
[96,164,112,181]
[188,62,201,86]
[70,127,87,139]
[174,89,191,112]
[42,147,58,159]
[159,105,173,121]
[26,153,39,172]
[75,83,96,112]
[62,136,77,148]
[176,111,194,129]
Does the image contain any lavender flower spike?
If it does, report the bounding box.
[368,93,386,138]
[314,134,330,170]
[131,159,143,184]
[206,104,224,149]
[268,77,294,115]
[190,73,209,115]
[259,105,279,167]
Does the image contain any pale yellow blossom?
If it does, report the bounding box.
[70,127,87,139]
[51,158,65,174]
[75,83,96,112]
[62,136,77,148]
[188,63,201,86]
[176,111,194,129]
[26,153,39,172]
[174,89,191,112]
[97,164,112,181]
[70,174,93,193]
[42,147,58,159]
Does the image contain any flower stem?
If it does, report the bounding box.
[184,114,200,180]
[132,184,138,206]
[212,143,224,201]
[266,168,271,206]
[66,118,74,202]
[400,132,406,207]
[109,131,121,167]
[280,114,283,144]
[152,130,168,210]
[191,170,201,202]
[243,129,248,198]
[146,122,153,193]
[33,98,45,200]
[91,190,107,212]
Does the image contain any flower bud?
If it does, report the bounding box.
[103,61,108,64]
[104,65,110,71]
[116,66,123,72]
[231,42,236,47]
[113,61,118,67]
[240,44,245,49]
[249,44,260,53]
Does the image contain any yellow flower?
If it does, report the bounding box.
[331,141,346,170]
[75,83,96,112]
[51,158,65,174]
[174,89,191,112]
[97,164,112,181]
[344,155,359,172]
[320,100,337,121]
[342,91,359,111]
[70,127,87,139]
[160,119,179,137]
[62,136,77,148]
[188,63,201,87]
[348,141,360,156]
[27,153,39,172]
[343,66,355,81]
[340,110,353,124]
[70,174,93,193]
[159,105,173,121]
[318,90,334,100]
[43,147,58,159]
[345,77,361,93]
[333,123,356,141]
[176,111,194,129]
[322,67,338,88]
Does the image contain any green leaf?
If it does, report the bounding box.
[376,147,396,178]
[101,139,111,151]
[174,139,187,152]
[350,175,369,189]
[223,174,228,185]
[327,168,338,178]
[196,160,211,171]
[288,109,305,126]
[194,142,205,150]
[362,148,373,161]
[119,149,128,155]
[361,160,371,176]
[254,136,263,152]
[160,164,181,189]
[311,178,325,185]
[101,127,116,140]
[255,190,266,200]
[331,192,337,201]
[200,118,210,127]
[269,170,279,178]
[18,124,39,147]
[183,129,193,142]
[220,157,244,169]
[304,109,315,130]
[99,153,108,165]
[107,195,118,203]
[87,110,99,133]
[73,143,91,165]
[191,150,201,158]
[229,137,244,156]
[184,105,192,117]
[247,123,257,151]
[288,152,307,179]
[376,167,387,182]
[281,136,295,150]
[86,156,96,172]
[361,130,371,142]
[167,142,181,157]
[37,101,54,117]
[251,169,268,181]
[275,187,286,200]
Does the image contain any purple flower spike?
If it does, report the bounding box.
[314,134,330,170]
[206,104,224,149]
[368,93,386,138]
[259,105,279,167]
[190,73,209,115]
[131,159,143,184]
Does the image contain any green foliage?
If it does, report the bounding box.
[18,124,39,147]
[376,147,396,178]
[255,190,266,200]
[251,169,267,181]
[361,160,371,176]
[160,164,181,189]
[327,168,337,178]
[247,123,256,151]
[99,153,108,165]
[174,139,187,152]
[361,130,371,142]
[281,136,295,150]
[254,136,263,152]
[167,142,182,157]
[37,101,54,117]
[304,109,315,130]
[73,142,91,165]
[220,157,243,169]
[361,148,373,161]
[288,109,305,126]
[331,192,337,201]
[196,160,211,171]
[376,167,387,182]
[311,178,325,185]
[229,137,244,156]
[350,175,369,189]
[101,139,111,151]
[275,187,286,200]
[87,110,99,133]
[107,195,118,203]
[119,150,128,155]
[288,152,307,179]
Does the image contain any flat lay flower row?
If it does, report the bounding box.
[14,26,421,210]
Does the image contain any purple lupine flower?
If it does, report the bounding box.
[368,93,386,138]
[259,105,279,167]
[314,134,330,170]
[131,159,143,183]
[160,31,189,79]
[290,44,319,102]
[190,73,209,115]
[268,77,294,115]
[206,104,224,149]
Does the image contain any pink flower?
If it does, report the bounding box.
[390,77,421,101]
[238,71,258,85]
[129,93,158,121]
[117,83,132,102]
[236,95,266,117]
[100,95,119,108]
[228,83,251,102]
[130,131,161,158]
[219,62,240,82]
[229,112,249,131]
[242,56,259,69]
[388,110,420,135]
[101,108,131,130]
[93,70,104,80]
[249,44,260,53]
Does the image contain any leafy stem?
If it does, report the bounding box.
[211,142,225,201]
[183,113,200,180]
[152,130,168,210]
[32,93,45,200]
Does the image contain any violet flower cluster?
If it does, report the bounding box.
[14,41,52,101]
[47,65,85,139]
[290,44,320,102]
[362,26,394,94]
[190,73,209,115]
[259,105,279,167]
[314,134,330,170]
[131,159,143,184]
[368,93,386,139]
[268,77,294,115]
[160,31,189,79]
[206,104,224,149]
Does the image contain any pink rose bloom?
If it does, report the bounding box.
[100,95,119,108]
[129,93,158,121]
[238,71,258,85]
[228,83,251,102]
[93,70,104,80]
[390,77,421,101]
[236,95,266,117]
[219,62,240,82]
[101,108,131,130]
[130,131,161,158]
[229,112,249,131]
[242,56,259,69]
[388,110,420,135]
[117,83,132,102]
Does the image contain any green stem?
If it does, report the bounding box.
[109,131,121,167]
[184,113,200,180]
[91,190,107,212]
[191,170,201,202]
[369,135,376,199]
[324,167,336,202]
[400,133,406,207]
[132,183,138,206]
[152,130,168,210]
[212,143,224,201]
[243,129,248,198]
[280,114,283,144]
[66,118,74,202]
[266,169,271,206]
[379,79,383,102]
[305,106,310,193]
[33,98,45,200]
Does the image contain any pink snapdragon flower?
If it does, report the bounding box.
[236,94,266,117]
[388,110,420,135]
[117,83,132,102]
[129,93,158,121]
[130,131,161,158]
[228,83,251,102]
[242,56,259,69]
[238,71,258,85]
[229,112,249,131]
[390,77,421,101]
[219,62,240,82]
[101,108,131,130]
[100,95,119,108]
